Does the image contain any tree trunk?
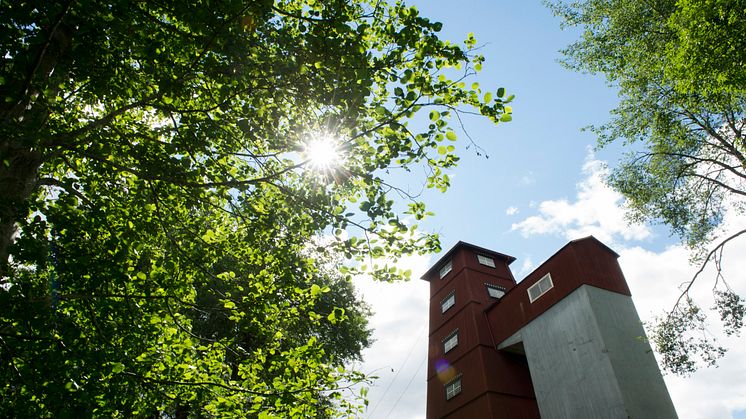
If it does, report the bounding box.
[0,5,73,276]
[0,143,42,276]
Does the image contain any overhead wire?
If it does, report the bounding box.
[383,351,427,419]
[367,323,427,418]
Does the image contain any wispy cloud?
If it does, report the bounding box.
[520,170,536,186]
[506,206,519,216]
[510,150,746,418]
[511,150,651,244]
[358,151,746,418]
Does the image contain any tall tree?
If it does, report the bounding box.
[0,0,511,416]
[547,0,745,374]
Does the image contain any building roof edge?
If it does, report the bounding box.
[420,241,516,281]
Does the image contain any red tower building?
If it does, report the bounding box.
[422,237,677,419]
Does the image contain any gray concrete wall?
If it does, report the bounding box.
[586,286,678,418]
[501,285,677,419]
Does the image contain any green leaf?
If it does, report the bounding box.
[0,1,515,414]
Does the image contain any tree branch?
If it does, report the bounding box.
[37,177,93,206]
[10,0,75,119]
[72,148,307,189]
[685,109,746,168]
[670,229,746,316]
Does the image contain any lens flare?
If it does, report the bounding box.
[435,358,457,384]
[303,133,343,172]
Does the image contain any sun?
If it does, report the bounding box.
[303,133,344,172]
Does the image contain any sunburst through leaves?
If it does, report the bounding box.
[302,132,346,175]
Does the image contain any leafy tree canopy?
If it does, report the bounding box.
[0,0,510,416]
[548,0,745,375]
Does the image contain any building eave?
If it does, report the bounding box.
[420,241,516,281]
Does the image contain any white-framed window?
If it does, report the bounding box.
[477,254,495,268]
[441,292,455,313]
[439,260,453,279]
[528,273,554,303]
[443,329,459,353]
[445,375,462,400]
[486,284,506,299]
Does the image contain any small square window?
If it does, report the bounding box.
[528,273,554,303]
[477,254,495,267]
[441,292,455,313]
[445,375,462,400]
[486,284,506,299]
[439,260,453,279]
[443,330,459,353]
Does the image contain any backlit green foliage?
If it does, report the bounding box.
[548,0,745,373]
[0,0,510,416]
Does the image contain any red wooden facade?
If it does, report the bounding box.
[422,237,630,418]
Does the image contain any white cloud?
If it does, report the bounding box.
[355,252,431,419]
[516,255,535,278]
[511,151,652,244]
[509,151,746,418]
[357,152,746,418]
[357,242,746,419]
[520,170,536,185]
[506,206,519,216]
[619,235,746,419]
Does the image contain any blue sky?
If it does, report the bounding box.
[393,0,675,260]
[354,2,746,418]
